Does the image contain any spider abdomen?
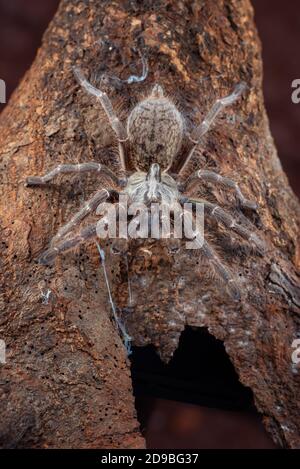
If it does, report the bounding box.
[127,86,183,171]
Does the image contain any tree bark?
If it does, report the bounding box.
[0,0,299,449]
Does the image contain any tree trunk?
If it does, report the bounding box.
[0,0,299,449]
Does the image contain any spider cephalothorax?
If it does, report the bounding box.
[26,68,264,300]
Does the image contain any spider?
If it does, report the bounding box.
[26,67,264,300]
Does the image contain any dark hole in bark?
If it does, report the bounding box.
[130,327,277,449]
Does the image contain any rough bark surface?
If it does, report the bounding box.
[0,0,299,449]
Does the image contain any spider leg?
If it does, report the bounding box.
[182,208,241,300]
[39,222,98,265]
[200,238,241,301]
[50,188,113,246]
[25,162,123,187]
[186,197,265,252]
[73,67,128,172]
[40,200,119,264]
[183,169,257,210]
[177,83,246,175]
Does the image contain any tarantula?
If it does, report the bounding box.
[26,68,263,300]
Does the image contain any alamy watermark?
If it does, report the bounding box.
[95,195,204,249]
[291,79,300,104]
[0,79,6,104]
[0,339,6,364]
[291,338,300,365]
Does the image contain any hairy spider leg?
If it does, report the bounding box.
[177,82,246,175]
[39,203,119,264]
[187,197,265,252]
[182,206,241,300]
[39,223,98,265]
[183,169,257,210]
[25,162,122,186]
[51,188,112,246]
[73,67,128,172]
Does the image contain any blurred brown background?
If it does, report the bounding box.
[0,0,299,197]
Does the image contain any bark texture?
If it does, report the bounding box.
[0,0,299,449]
